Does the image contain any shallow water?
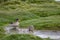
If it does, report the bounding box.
[33,30,60,39]
[4,27,60,39]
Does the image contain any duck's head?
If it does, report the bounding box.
[16,18,19,21]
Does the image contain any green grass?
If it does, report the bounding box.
[20,15,60,30]
[0,0,60,40]
[0,0,60,30]
[0,34,51,40]
[0,11,60,30]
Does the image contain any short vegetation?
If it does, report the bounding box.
[0,0,60,40]
[0,34,51,40]
[0,0,60,30]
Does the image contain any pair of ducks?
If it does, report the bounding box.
[8,18,34,33]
